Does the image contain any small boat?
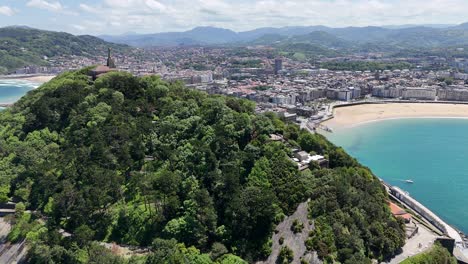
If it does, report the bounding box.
[320,125,333,133]
[404,179,414,184]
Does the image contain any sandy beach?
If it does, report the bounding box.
[15,75,55,83]
[323,103,468,129]
[23,75,55,83]
[0,75,55,84]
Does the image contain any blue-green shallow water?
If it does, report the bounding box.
[326,118,468,233]
[0,79,38,105]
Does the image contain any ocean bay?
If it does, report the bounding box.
[326,118,468,233]
[0,79,39,105]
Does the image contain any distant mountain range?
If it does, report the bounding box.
[100,27,240,47]
[381,24,457,29]
[2,23,468,73]
[0,27,130,74]
[99,23,468,49]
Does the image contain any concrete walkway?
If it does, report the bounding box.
[383,223,437,264]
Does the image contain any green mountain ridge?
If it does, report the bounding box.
[98,23,468,49]
[0,69,405,263]
[0,27,130,74]
[251,31,354,49]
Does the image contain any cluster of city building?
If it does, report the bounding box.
[10,46,468,118]
[195,65,468,119]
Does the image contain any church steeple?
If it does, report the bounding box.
[107,48,116,68]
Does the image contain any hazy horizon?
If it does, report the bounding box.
[2,22,466,37]
[1,0,468,35]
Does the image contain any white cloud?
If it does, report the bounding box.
[144,0,167,11]
[27,0,63,12]
[67,0,468,34]
[104,0,169,12]
[0,6,14,16]
[72,24,86,31]
[79,3,99,14]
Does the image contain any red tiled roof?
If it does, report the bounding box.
[93,65,112,72]
[388,201,412,220]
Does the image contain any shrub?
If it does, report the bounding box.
[277,246,294,264]
[211,242,228,260]
[291,219,304,234]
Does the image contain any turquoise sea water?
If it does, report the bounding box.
[326,118,468,233]
[0,79,38,105]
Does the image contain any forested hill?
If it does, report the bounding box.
[0,27,130,74]
[0,69,404,263]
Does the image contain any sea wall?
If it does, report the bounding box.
[390,186,463,245]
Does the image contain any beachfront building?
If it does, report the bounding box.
[372,86,438,100]
[402,87,437,100]
[279,112,297,122]
[438,87,468,101]
[350,87,361,99]
[327,87,362,101]
[296,88,326,103]
[372,86,386,97]
[388,87,403,98]
[337,90,352,101]
[326,89,339,100]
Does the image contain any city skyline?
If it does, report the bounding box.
[1,0,468,35]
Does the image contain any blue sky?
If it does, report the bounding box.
[0,0,467,35]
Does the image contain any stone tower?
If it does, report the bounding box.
[107,48,116,68]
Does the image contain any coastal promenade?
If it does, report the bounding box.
[390,186,463,245]
[388,185,468,262]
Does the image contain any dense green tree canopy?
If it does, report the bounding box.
[320,61,413,71]
[0,69,404,263]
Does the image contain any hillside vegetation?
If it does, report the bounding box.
[400,243,457,264]
[320,61,413,71]
[0,27,130,73]
[0,69,404,263]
